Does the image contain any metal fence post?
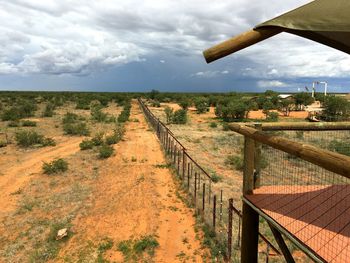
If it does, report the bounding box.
[213,195,217,231]
[202,183,206,212]
[228,198,233,261]
[194,172,197,206]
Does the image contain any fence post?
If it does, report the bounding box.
[174,145,177,165]
[202,183,206,212]
[194,172,197,206]
[198,173,201,191]
[213,195,217,231]
[241,136,259,263]
[220,190,223,221]
[254,123,262,188]
[182,149,186,180]
[227,198,233,261]
[187,162,190,189]
[177,148,180,174]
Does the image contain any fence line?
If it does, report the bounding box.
[138,98,280,261]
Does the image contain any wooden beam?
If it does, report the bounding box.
[203,28,282,63]
[229,123,350,178]
[268,223,295,263]
[250,122,350,131]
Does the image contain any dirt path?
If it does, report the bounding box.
[0,137,82,214]
[59,100,204,262]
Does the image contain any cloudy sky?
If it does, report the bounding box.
[0,0,349,93]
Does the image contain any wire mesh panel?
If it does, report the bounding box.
[250,143,350,262]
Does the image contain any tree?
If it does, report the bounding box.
[294,92,314,111]
[172,109,187,124]
[321,96,350,121]
[149,89,160,100]
[179,98,191,110]
[262,101,274,118]
[164,106,174,124]
[194,97,209,114]
[279,98,294,116]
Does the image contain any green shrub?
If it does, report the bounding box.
[2,107,21,121]
[15,131,44,147]
[105,124,125,145]
[42,137,56,147]
[62,112,79,124]
[22,120,37,127]
[172,109,187,124]
[63,122,90,136]
[225,155,244,171]
[92,133,104,146]
[76,100,90,110]
[98,144,114,159]
[15,130,56,147]
[79,139,94,150]
[8,121,20,127]
[118,104,131,123]
[42,104,55,117]
[211,173,222,183]
[42,159,68,174]
[91,107,108,122]
[266,111,279,122]
[222,122,230,131]
[209,122,217,128]
[164,106,174,124]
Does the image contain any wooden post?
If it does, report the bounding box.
[220,190,223,221]
[174,145,177,165]
[241,136,259,263]
[254,123,262,188]
[213,195,217,231]
[177,148,180,174]
[268,223,295,263]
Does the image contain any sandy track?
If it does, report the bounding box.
[59,100,204,262]
[0,137,82,214]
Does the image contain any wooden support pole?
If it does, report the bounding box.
[194,172,197,205]
[182,149,186,180]
[241,136,259,263]
[203,28,282,63]
[268,223,295,263]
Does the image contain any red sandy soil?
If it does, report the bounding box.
[58,100,206,262]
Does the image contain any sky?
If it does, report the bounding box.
[0,0,349,93]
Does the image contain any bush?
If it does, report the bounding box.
[42,159,68,174]
[2,107,21,121]
[98,144,114,159]
[266,111,279,122]
[194,97,209,114]
[118,103,131,123]
[79,139,94,150]
[172,109,187,124]
[15,131,55,147]
[62,112,79,124]
[164,106,174,124]
[225,155,244,171]
[209,122,217,128]
[42,104,55,117]
[8,121,20,127]
[63,122,90,136]
[222,122,230,131]
[22,120,37,127]
[91,107,108,122]
[91,133,104,146]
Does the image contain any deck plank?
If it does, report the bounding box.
[246,185,350,262]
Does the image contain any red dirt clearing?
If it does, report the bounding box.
[58,100,206,262]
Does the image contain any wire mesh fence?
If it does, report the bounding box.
[138,99,280,261]
[231,122,350,263]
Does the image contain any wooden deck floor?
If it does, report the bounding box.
[246,185,350,263]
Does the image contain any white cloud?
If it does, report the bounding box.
[0,0,349,80]
[257,80,288,88]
